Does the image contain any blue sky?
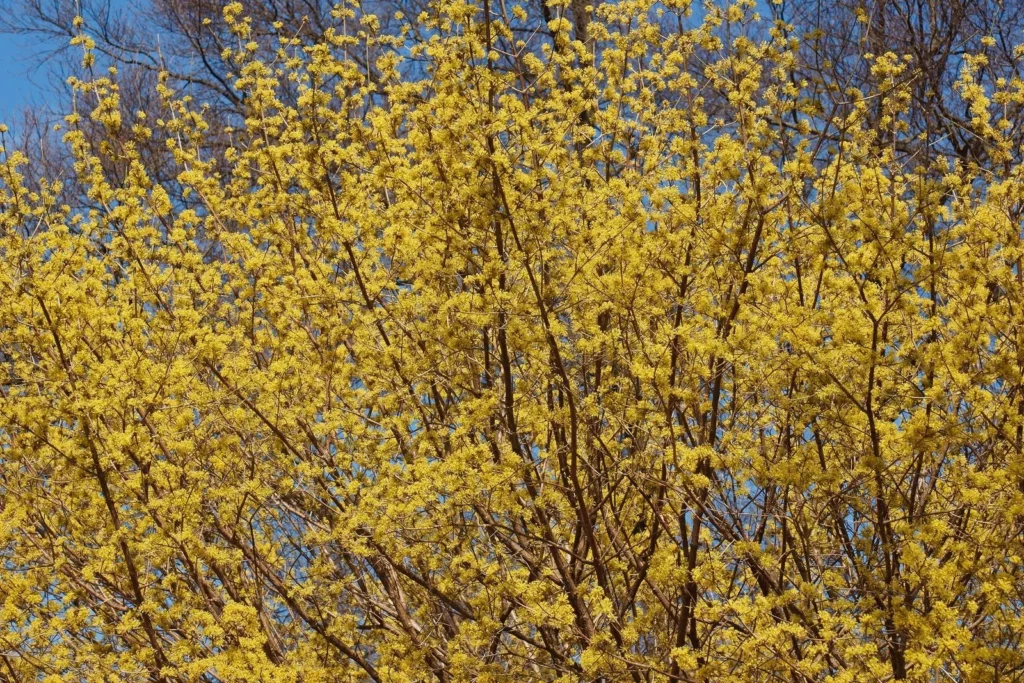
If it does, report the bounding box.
[0,34,33,121]
[1,35,39,120]
[0,31,64,123]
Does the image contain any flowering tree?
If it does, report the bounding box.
[2,1,1024,681]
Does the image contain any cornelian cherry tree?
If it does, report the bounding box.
[2,1,1024,681]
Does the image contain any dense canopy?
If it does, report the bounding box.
[2,0,1024,681]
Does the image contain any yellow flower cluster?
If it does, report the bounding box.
[2,1,1024,681]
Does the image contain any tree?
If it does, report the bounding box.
[772,0,1024,170]
[2,1,1024,681]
